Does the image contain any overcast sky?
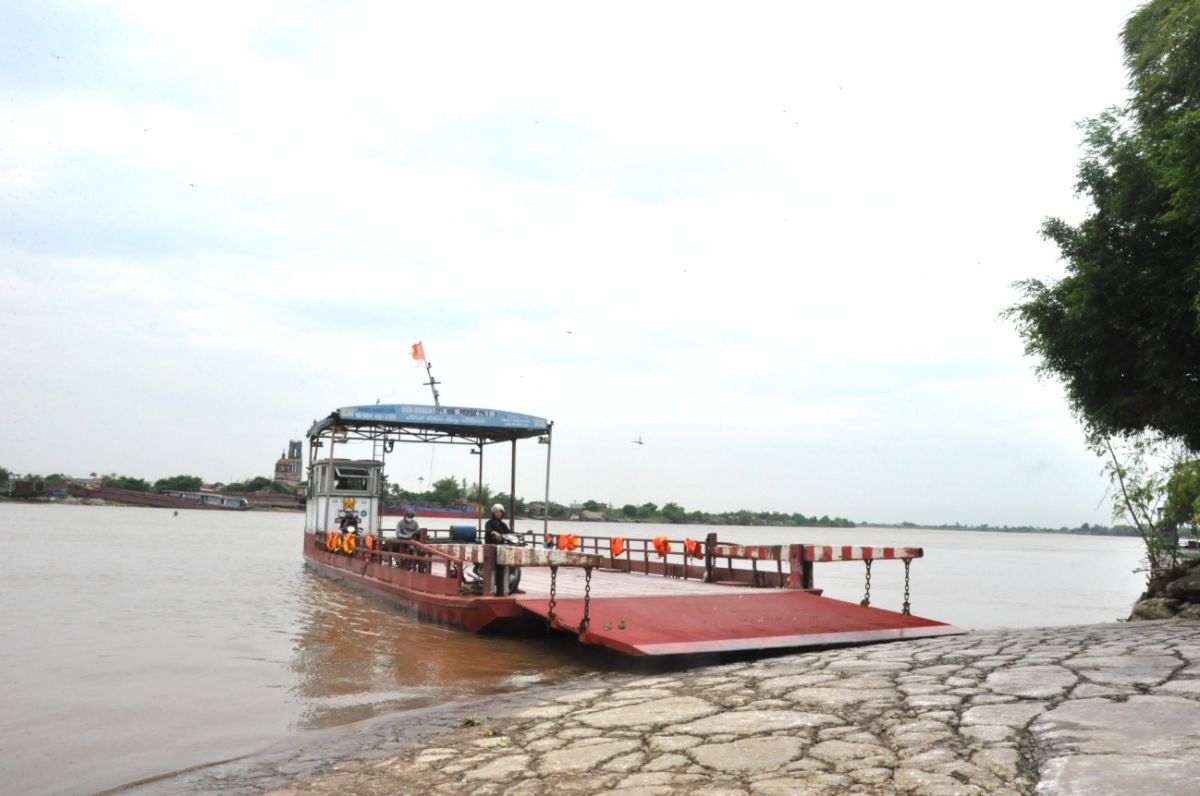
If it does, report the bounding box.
[1,1,1148,527]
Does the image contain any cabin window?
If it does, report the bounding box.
[333,466,371,492]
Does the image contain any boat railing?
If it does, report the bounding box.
[315,530,470,594]
[314,528,924,610]
[505,531,925,596]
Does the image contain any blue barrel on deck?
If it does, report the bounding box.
[449,525,478,543]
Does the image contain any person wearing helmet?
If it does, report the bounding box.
[484,503,510,545]
[482,503,523,594]
[396,508,420,539]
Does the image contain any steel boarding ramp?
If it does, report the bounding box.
[515,590,963,656]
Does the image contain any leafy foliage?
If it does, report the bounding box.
[152,474,203,493]
[1006,2,1200,578]
[1009,1,1200,450]
[430,476,464,506]
[225,476,290,493]
[101,474,151,491]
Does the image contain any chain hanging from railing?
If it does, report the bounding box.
[861,559,873,607]
[577,567,593,634]
[902,558,912,615]
[546,565,558,633]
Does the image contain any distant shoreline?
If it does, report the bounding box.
[0,496,1140,537]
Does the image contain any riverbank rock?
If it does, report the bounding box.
[1130,597,1182,620]
[1165,572,1200,602]
[1126,560,1200,621]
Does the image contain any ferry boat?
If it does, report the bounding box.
[302,403,962,656]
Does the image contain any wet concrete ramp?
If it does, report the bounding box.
[516,590,962,656]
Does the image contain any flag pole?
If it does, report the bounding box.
[424,361,441,407]
[411,341,440,406]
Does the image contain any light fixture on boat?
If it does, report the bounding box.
[538,436,549,444]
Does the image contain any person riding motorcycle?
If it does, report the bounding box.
[396,509,420,539]
[392,509,420,567]
[479,503,522,594]
[484,503,510,544]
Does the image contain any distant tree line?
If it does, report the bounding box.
[0,463,1136,536]
[874,521,1141,537]
[613,502,855,527]
[0,468,296,495]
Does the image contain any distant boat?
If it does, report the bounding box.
[382,502,478,520]
[66,484,249,510]
[632,436,644,445]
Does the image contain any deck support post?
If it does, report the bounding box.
[788,545,814,590]
[704,532,717,582]
[483,545,496,596]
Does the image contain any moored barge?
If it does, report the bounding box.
[302,403,962,656]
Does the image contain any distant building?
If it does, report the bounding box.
[275,440,303,485]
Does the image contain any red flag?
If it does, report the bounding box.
[410,341,426,361]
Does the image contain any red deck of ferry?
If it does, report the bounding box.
[302,403,961,656]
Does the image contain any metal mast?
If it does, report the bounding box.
[423,361,441,407]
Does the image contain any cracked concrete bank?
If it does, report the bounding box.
[178,621,1200,795]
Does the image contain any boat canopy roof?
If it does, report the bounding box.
[307,404,550,446]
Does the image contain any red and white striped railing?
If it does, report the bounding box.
[801,545,923,563]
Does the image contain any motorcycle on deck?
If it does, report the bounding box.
[466,531,525,595]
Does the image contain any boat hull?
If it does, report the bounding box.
[302,533,524,631]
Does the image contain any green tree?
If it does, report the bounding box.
[1009,0,1200,450]
[661,502,687,523]
[101,474,150,491]
[0,466,9,488]
[152,474,203,493]
[622,504,639,518]
[1164,457,1200,541]
[638,502,658,517]
[226,476,288,493]
[468,481,493,507]
[1007,1,1200,579]
[1100,437,1185,573]
[431,476,464,506]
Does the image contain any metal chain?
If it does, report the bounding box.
[861,559,872,607]
[546,566,558,632]
[578,567,593,635]
[902,558,912,615]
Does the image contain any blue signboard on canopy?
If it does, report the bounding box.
[307,403,549,442]
[340,404,547,430]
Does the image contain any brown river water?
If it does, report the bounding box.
[0,503,1146,795]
